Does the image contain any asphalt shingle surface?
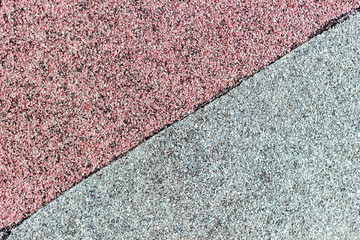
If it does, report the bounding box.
[8,11,360,240]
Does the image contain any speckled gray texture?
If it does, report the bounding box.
[8,11,360,240]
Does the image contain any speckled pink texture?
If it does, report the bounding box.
[0,0,359,229]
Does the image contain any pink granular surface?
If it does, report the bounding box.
[0,0,359,228]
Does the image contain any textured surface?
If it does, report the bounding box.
[1,0,359,228]
[8,11,360,239]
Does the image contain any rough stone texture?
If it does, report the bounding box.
[1,0,360,229]
[7,10,360,240]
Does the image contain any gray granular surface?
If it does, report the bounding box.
[8,11,360,240]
